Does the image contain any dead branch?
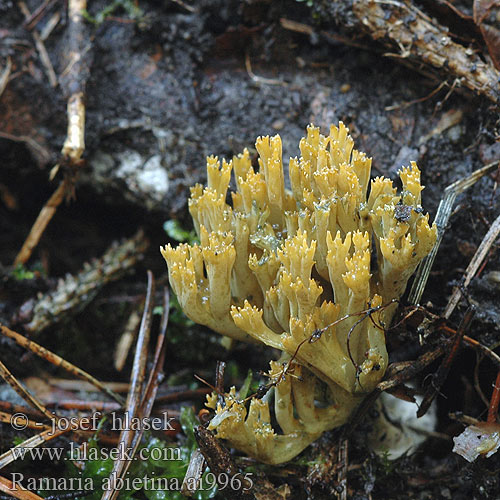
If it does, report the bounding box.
[194,426,253,499]
[326,0,500,104]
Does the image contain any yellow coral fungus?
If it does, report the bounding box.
[161,123,437,464]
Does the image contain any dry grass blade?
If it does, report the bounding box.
[0,475,45,500]
[100,271,155,500]
[114,307,142,371]
[408,160,500,305]
[0,427,67,470]
[0,324,124,405]
[444,212,500,318]
[0,360,55,422]
[114,287,171,489]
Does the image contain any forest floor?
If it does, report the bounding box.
[1,0,500,499]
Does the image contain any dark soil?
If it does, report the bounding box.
[1,1,500,499]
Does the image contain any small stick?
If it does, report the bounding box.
[0,324,124,405]
[181,449,206,497]
[344,342,449,436]
[0,56,12,99]
[385,80,447,111]
[0,411,50,432]
[114,307,142,372]
[0,360,55,422]
[329,0,500,103]
[215,360,226,407]
[0,475,46,500]
[444,212,500,318]
[18,1,57,87]
[22,229,149,333]
[195,426,252,499]
[337,438,348,500]
[13,179,68,266]
[23,0,57,30]
[14,0,91,266]
[101,271,155,500]
[417,306,475,417]
[245,49,286,86]
[0,427,67,470]
[487,371,500,423]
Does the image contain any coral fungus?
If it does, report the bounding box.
[161,123,437,464]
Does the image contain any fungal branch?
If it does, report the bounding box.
[161,123,437,464]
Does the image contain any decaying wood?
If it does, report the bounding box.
[17,230,149,333]
[327,0,500,104]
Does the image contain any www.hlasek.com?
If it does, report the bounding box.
[9,471,254,493]
[9,441,182,462]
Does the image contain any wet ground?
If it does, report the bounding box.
[1,0,500,498]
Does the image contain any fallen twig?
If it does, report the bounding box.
[0,475,45,500]
[14,0,92,266]
[488,371,500,423]
[18,0,57,87]
[417,306,475,417]
[0,56,12,99]
[344,342,449,436]
[194,426,252,499]
[325,0,500,104]
[0,324,124,405]
[101,271,155,500]
[114,306,142,371]
[13,178,69,266]
[0,360,55,422]
[19,230,149,333]
[444,212,500,318]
